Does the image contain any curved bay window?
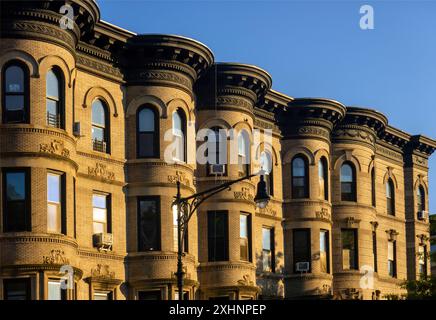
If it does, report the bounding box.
[318,157,328,200]
[291,155,308,199]
[386,178,395,215]
[2,61,29,123]
[91,99,109,153]
[341,162,356,202]
[137,106,159,158]
[417,185,425,212]
[238,131,250,176]
[172,109,186,162]
[46,68,64,128]
[260,151,274,196]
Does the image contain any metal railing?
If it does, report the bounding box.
[93,139,107,153]
[47,112,60,128]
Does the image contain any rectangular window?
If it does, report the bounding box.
[293,229,311,273]
[3,168,30,232]
[320,230,330,273]
[93,291,113,300]
[3,278,30,300]
[92,193,111,234]
[342,229,358,270]
[207,211,229,262]
[137,196,161,251]
[138,291,161,300]
[47,280,66,300]
[239,213,252,262]
[172,204,188,252]
[47,172,65,234]
[372,231,378,272]
[418,245,427,276]
[262,227,275,272]
[388,241,397,277]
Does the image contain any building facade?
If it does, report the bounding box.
[0,0,435,300]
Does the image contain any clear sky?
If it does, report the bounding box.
[97,0,436,211]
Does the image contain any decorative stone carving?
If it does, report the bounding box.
[216,96,252,110]
[88,163,115,181]
[315,284,332,296]
[413,155,428,166]
[416,234,429,245]
[43,250,69,265]
[333,288,362,300]
[40,140,70,158]
[298,126,330,139]
[386,229,399,241]
[333,129,375,144]
[138,71,191,87]
[234,187,254,201]
[376,145,403,161]
[168,171,190,187]
[259,205,277,217]
[316,208,331,220]
[345,217,360,228]
[91,264,115,279]
[237,274,254,286]
[370,221,379,231]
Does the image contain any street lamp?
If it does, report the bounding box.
[173,171,270,300]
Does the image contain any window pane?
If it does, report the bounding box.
[138,133,155,157]
[46,70,59,99]
[260,151,272,174]
[92,100,106,126]
[262,228,271,250]
[139,108,155,132]
[6,172,25,200]
[388,242,394,260]
[138,198,160,251]
[47,203,61,233]
[173,111,182,132]
[293,158,305,177]
[93,194,107,208]
[208,211,228,262]
[47,174,60,203]
[93,208,107,223]
[5,95,24,111]
[48,281,61,300]
[240,214,248,238]
[92,127,104,141]
[341,164,353,183]
[5,65,24,93]
[93,222,105,234]
[4,279,29,300]
[293,229,311,272]
[342,229,357,270]
[46,99,58,116]
[94,292,111,300]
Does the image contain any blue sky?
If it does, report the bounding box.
[97,0,436,211]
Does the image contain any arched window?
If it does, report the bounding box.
[137,106,159,158]
[371,168,376,207]
[172,109,186,162]
[2,61,29,123]
[46,69,64,128]
[238,131,250,176]
[292,155,308,199]
[318,157,328,200]
[386,179,395,215]
[417,185,425,212]
[207,127,226,175]
[260,151,274,196]
[341,162,356,202]
[92,99,109,153]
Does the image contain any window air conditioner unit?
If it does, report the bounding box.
[93,233,113,252]
[296,261,310,272]
[73,122,81,137]
[209,164,226,175]
[417,211,428,221]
